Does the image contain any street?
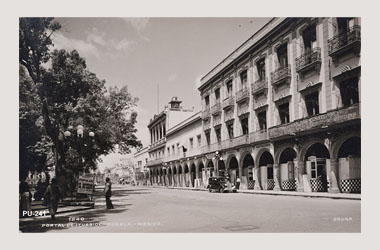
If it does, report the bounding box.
[19,185,360,233]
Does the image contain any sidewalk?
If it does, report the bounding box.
[148,185,361,200]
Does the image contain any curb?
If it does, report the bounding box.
[146,185,361,200]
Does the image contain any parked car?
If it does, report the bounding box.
[207,176,237,193]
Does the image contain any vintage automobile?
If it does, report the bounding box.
[207,176,237,193]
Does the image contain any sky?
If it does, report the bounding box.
[52,17,272,170]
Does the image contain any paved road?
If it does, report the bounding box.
[19,185,360,232]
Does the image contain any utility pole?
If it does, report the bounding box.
[157,83,159,114]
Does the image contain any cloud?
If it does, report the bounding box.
[168,74,177,82]
[122,18,150,33]
[52,29,134,59]
[53,32,100,58]
[194,75,203,91]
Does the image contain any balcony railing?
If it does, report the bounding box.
[146,158,164,167]
[268,104,360,139]
[222,96,235,109]
[251,78,268,96]
[328,25,361,56]
[235,88,250,103]
[211,102,222,115]
[271,66,291,86]
[295,47,321,73]
[202,108,211,120]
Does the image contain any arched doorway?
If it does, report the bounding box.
[337,137,361,193]
[159,168,163,186]
[178,165,183,187]
[305,143,330,192]
[168,168,172,186]
[184,165,189,187]
[173,167,177,187]
[259,151,274,190]
[190,163,196,187]
[228,156,239,185]
[198,162,205,187]
[279,147,297,191]
[242,154,254,190]
[217,160,226,177]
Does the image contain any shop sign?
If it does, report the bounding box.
[77,176,95,195]
[269,105,360,138]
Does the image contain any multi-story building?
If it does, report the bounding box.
[196,17,360,193]
[146,97,195,184]
[133,146,149,185]
[145,17,360,194]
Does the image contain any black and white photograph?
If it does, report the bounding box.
[17,15,362,233]
[3,0,380,248]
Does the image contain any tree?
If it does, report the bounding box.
[19,18,142,194]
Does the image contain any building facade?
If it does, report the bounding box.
[133,146,149,185]
[146,17,360,194]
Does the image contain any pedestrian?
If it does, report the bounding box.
[104,177,114,209]
[43,178,62,220]
[19,179,32,216]
[236,177,241,190]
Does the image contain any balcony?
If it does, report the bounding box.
[146,158,163,167]
[222,96,235,110]
[295,47,321,77]
[251,78,268,96]
[202,108,211,120]
[271,66,291,87]
[211,102,222,116]
[249,130,268,143]
[149,138,166,151]
[268,104,360,139]
[235,88,250,103]
[328,25,361,62]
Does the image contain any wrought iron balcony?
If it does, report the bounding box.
[202,108,211,120]
[222,96,235,109]
[211,102,222,115]
[271,66,291,87]
[328,25,361,57]
[251,78,268,96]
[147,158,163,167]
[235,88,250,103]
[295,47,321,74]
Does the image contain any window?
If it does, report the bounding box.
[257,58,266,81]
[205,131,211,145]
[258,111,267,130]
[337,17,355,33]
[215,88,220,102]
[277,43,288,68]
[241,117,249,135]
[189,137,193,149]
[302,24,317,52]
[205,95,210,108]
[172,145,175,155]
[197,134,201,147]
[340,77,359,107]
[227,122,234,139]
[305,92,320,116]
[167,147,170,156]
[226,80,233,97]
[176,143,180,155]
[215,127,221,142]
[240,70,248,89]
[278,103,290,124]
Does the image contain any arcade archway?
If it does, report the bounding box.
[259,151,274,190]
[279,147,297,191]
[304,143,330,192]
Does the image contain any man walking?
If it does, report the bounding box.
[236,177,241,190]
[104,177,114,209]
[44,178,62,220]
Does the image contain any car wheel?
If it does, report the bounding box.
[219,187,224,193]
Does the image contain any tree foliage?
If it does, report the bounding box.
[19,18,142,189]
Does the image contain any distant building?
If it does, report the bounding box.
[133,146,149,185]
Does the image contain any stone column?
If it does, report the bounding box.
[294,159,304,192]
[273,163,281,191]
[329,158,340,193]
[253,166,261,190]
